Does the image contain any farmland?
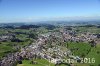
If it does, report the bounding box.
[0,23,100,66]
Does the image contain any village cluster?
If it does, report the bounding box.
[0,27,99,66]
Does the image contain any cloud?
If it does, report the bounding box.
[0,15,100,23]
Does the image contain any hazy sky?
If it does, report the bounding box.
[0,0,100,22]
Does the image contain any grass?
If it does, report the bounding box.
[17,59,70,66]
[75,26,100,33]
[66,42,91,57]
[86,44,100,66]
[0,42,14,58]
[66,42,100,66]
[17,59,55,66]
[0,38,33,58]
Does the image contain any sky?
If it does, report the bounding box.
[0,0,100,22]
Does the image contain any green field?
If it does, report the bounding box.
[66,42,100,66]
[17,59,70,66]
[0,40,32,58]
[75,26,100,33]
[17,59,55,66]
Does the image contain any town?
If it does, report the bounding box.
[1,0,100,66]
[0,23,100,66]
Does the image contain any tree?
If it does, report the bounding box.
[89,40,96,47]
[29,33,38,39]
